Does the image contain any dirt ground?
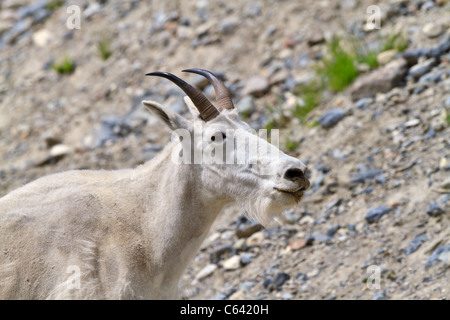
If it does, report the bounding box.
[0,0,448,299]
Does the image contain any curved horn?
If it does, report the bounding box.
[145,72,220,121]
[182,69,234,111]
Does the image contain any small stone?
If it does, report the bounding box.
[195,264,217,281]
[306,32,324,46]
[281,292,293,300]
[222,255,241,271]
[326,224,341,237]
[445,96,450,108]
[315,234,332,244]
[422,23,443,38]
[263,278,274,289]
[274,272,290,288]
[44,136,62,148]
[299,215,314,225]
[372,291,388,300]
[219,17,238,34]
[408,58,437,79]
[32,28,52,47]
[376,49,398,65]
[49,144,72,157]
[355,97,374,109]
[317,108,346,128]
[236,220,263,238]
[288,239,308,251]
[242,76,270,97]
[365,206,390,224]
[237,96,255,116]
[297,273,309,281]
[425,245,450,269]
[350,58,408,101]
[269,69,290,86]
[228,290,245,300]
[426,202,445,217]
[440,158,448,169]
[404,233,428,255]
[306,268,319,278]
[350,166,384,185]
[247,231,264,246]
[233,238,246,251]
[239,253,253,265]
[439,177,450,190]
[209,244,235,264]
[404,118,421,128]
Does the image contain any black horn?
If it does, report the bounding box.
[182,69,235,111]
[145,72,220,121]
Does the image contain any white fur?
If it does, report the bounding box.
[0,97,309,299]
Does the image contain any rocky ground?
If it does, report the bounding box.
[0,0,449,300]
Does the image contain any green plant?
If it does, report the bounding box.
[46,0,64,11]
[293,82,322,123]
[382,33,409,53]
[446,113,450,125]
[98,38,112,60]
[356,49,379,69]
[263,101,289,135]
[51,56,75,74]
[285,139,299,151]
[318,37,359,92]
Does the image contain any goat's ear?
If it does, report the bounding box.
[142,100,192,131]
[183,96,202,120]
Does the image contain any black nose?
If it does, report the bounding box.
[283,167,310,189]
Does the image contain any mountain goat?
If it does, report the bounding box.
[0,69,310,299]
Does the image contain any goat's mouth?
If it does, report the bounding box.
[274,186,305,197]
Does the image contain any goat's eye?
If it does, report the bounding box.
[211,132,226,142]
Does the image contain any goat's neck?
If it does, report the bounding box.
[135,142,229,293]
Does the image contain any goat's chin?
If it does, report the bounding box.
[238,192,302,228]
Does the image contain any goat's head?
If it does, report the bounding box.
[142,69,310,226]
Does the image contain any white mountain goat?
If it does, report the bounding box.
[0,69,310,299]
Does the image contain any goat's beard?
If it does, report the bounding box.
[237,194,286,228]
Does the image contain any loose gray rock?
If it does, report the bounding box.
[355,97,374,109]
[195,264,217,281]
[222,255,241,271]
[237,95,255,116]
[372,290,388,300]
[404,233,428,256]
[365,206,390,223]
[242,76,270,97]
[422,22,443,39]
[274,272,290,289]
[350,166,384,185]
[317,108,346,128]
[408,58,437,79]
[426,202,445,217]
[235,221,263,238]
[425,245,450,269]
[350,58,408,101]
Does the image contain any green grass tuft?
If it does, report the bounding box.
[51,56,75,74]
[318,37,359,92]
[98,39,112,60]
[382,33,409,53]
[46,0,64,11]
[285,139,299,151]
[293,82,322,123]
